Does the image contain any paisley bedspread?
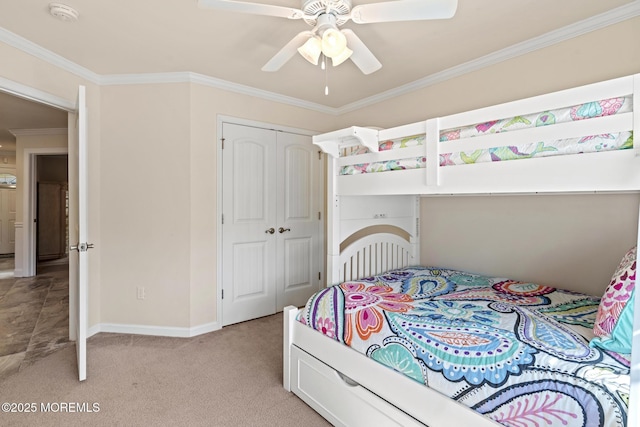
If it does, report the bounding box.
[298,267,630,427]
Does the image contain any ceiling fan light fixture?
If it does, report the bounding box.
[201,0,458,74]
[297,36,322,65]
[331,46,352,66]
[321,27,347,58]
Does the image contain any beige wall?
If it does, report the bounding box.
[99,82,338,329]
[0,37,337,331]
[0,15,638,333]
[0,155,16,166]
[100,83,192,327]
[336,17,640,297]
[337,17,640,129]
[420,194,639,296]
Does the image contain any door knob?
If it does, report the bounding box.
[70,242,94,252]
[265,228,275,234]
[278,227,291,233]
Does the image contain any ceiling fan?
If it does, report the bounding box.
[198,0,458,75]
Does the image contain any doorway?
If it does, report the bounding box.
[35,154,69,273]
[0,81,77,378]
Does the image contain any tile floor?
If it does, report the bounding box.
[0,257,71,380]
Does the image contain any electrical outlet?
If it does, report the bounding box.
[136,286,145,300]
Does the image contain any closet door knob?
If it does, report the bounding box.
[265,228,275,234]
[278,227,291,233]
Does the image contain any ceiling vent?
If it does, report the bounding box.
[49,3,79,21]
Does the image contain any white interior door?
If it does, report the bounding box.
[221,122,323,326]
[222,123,277,326]
[276,131,321,310]
[69,85,88,381]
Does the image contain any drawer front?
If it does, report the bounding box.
[291,346,425,427]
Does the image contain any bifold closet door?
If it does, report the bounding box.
[222,123,322,326]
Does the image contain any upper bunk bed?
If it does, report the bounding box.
[315,73,639,196]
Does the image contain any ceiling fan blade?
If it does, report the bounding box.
[341,29,381,75]
[198,0,305,20]
[262,31,314,72]
[350,0,458,24]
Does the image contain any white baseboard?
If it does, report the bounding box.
[87,321,220,339]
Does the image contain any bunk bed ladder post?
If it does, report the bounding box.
[283,306,297,392]
[327,154,341,286]
[425,118,440,189]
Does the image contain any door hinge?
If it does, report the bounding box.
[318,211,321,220]
[222,214,224,225]
[221,137,225,149]
[222,289,224,299]
[318,272,321,281]
[318,150,322,160]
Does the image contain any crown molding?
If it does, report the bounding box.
[336,1,640,114]
[0,27,100,85]
[9,128,68,137]
[187,72,337,115]
[100,72,336,115]
[1,2,638,115]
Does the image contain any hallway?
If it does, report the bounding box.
[0,257,71,380]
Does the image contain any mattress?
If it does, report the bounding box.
[339,96,633,175]
[298,267,630,427]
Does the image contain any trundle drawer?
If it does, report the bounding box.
[290,346,425,426]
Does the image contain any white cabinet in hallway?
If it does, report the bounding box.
[221,123,323,326]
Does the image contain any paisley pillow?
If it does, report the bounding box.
[590,246,636,353]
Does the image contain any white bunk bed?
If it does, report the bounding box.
[284,73,640,427]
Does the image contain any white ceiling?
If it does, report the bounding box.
[0,0,638,150]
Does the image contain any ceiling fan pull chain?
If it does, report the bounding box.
[324,55,329,96]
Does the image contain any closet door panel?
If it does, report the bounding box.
[222,123,277,326]
[276,132,322,310]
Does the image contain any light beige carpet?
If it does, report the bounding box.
[0,313,330,426]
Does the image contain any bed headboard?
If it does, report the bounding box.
[339,229,415,283]
[327,195,420,285]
